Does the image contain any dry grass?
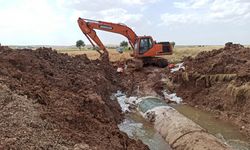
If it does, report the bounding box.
[163,46,223,63]
[196,74,237,82]
[193,74,237,87]
[227,82,250,105]
[59,49,132,62]
[57,45,223,63]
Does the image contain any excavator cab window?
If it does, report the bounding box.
[139,38,152,54]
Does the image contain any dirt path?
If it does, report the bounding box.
[0,46,148,149]
[171,43,250,140]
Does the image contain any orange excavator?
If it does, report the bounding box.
[77,17,173,68]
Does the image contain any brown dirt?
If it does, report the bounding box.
[171,43,250,140]
[119,66,169,97]
[0,46,148,149]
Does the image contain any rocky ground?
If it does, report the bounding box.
[171,43,250,140]
[0,46,148,149]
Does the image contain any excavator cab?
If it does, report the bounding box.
[133,36,153,57]
[138,37,153,54]
[134,36,173,57]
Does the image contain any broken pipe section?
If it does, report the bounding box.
[138,98,232,150]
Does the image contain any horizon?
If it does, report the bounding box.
[4,42,250,46]
[1,0,250,45]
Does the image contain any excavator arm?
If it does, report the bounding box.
[77,17,138,55]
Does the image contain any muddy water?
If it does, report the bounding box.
[115,92,171,150]
[136,96,250,149]
[172,104,250,150]
[118,112,172,150]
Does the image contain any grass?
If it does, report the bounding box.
[58,48,132,62]
[163,45,223,63]
[57,45,223,63]
[227,82,250,105]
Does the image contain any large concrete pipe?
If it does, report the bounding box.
[135,97,232,150]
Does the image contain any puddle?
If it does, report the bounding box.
[119,113,171,150]
[172,104,250,150]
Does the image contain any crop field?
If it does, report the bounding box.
[57,45,224,63]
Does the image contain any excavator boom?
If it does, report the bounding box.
[78,18,138,53]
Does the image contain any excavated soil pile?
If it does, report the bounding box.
[172,43,250,138]
[0,46,148,149]
[120,66,169,97]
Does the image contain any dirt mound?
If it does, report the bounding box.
[183,43,250,77]
[0,46,148,149]
[172,43,250,139]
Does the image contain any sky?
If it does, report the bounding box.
[0,0,250,45]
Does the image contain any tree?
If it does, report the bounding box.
[76,40,85,50]
[120,41,128,47]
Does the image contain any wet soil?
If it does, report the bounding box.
[120,66,169,97]
[171,43,250,140]
[0,46,148,149]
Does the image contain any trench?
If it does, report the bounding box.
[114,92,172,150]
[114,92,250,150]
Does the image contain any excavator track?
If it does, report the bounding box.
[126,57,168,70]
[142,57,168,68]
[126,58,144,70]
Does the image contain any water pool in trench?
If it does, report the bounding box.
[116,93,250,150]
[118,112,172,150]
[172,104,250,150]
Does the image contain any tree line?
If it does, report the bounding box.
[76,40,129,50]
